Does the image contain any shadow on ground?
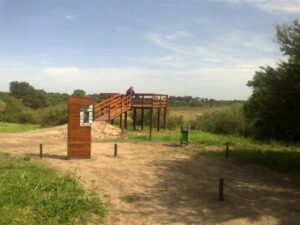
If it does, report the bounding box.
[129,155,300,225]
[30,153,67,160]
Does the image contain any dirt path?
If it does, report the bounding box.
[0,126,299,225]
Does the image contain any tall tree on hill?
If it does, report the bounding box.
[9,81,33,99]
[72,89,86,97]
[244,20,300,141]
[9,81,48,109]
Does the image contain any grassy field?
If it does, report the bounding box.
[124,128,300,172]
[169,106,226,121]
[0,122,40,133]
[0,153,105,225]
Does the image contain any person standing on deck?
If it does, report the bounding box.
[126,86,135,97]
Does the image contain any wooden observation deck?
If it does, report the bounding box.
[94,93,168,139]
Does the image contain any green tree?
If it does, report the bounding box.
[244,20,300,141]
[9,81,49,109]
[9,81,34,99]
[72,89,86,97]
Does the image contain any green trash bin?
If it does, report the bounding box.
[180,125,189,145]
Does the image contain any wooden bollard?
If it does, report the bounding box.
[219,177,224,201]
[225,142,229,159]
[114,144,118,157]
[39,143,43,159]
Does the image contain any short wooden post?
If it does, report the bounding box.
[114,144,118,157]
[157,108,161,131]
[225,142,229,159]
[219,177,224,201]
[39,143,43,159]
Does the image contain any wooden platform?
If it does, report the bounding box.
[95,93,168,139]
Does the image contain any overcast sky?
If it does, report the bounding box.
[0,0,299,99]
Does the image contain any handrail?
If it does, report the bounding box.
[96,94,120,108]
[94,94,133,121]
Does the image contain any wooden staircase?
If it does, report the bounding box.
[94,94,132,122]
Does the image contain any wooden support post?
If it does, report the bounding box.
[111,119,114,125]
[114,143,118,157]
[120,97,123,133]
[120,113,123,133]
[150,108,153,140]
[141,108,144,130]
[108,106,111,122]
[219,177,224,201]
[163,107,167,129]
[124,112,128,129]
[39,143,43,159]
[133,108,137,131]
[225,142,229,159]
[157,108,161,131]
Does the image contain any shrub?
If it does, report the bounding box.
[0,99,6,112]
[190,104,252,136]
[0,94,42,124]
[41,104,67,127]
[167,115,184,130]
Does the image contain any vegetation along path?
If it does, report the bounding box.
[0,125,299,225]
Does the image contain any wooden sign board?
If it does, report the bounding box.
[67,96,92,159]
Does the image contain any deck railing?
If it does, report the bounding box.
[132,93,168,108]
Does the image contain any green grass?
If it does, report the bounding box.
[125,128,253,145]
[169,106,227,121]
[0,153,105,225]
[0,122,40,133]
[123,128,300,172]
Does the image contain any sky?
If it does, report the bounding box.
[0,0,299,100]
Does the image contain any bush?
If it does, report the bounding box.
[41,104,67,127]
[0,94,42,124]
[0,99,6,112]
[190,104,252,136]
[167,115,184,130]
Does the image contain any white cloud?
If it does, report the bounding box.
[146,30,279,70]
[165,31,192,40]
[210,0,300,14]
[38,53,48,57]
[0,59,279,100]
[64,15,74,20]
[43,67,80,75]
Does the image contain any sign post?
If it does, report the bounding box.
[67,96,93,159]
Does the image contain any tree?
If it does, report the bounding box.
[276,20,300,61]
[9,81,48,109]
[9,81,34,99]
[72,89,86,97]
[244,20,300,141]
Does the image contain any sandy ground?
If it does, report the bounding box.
[0,124,299,225]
